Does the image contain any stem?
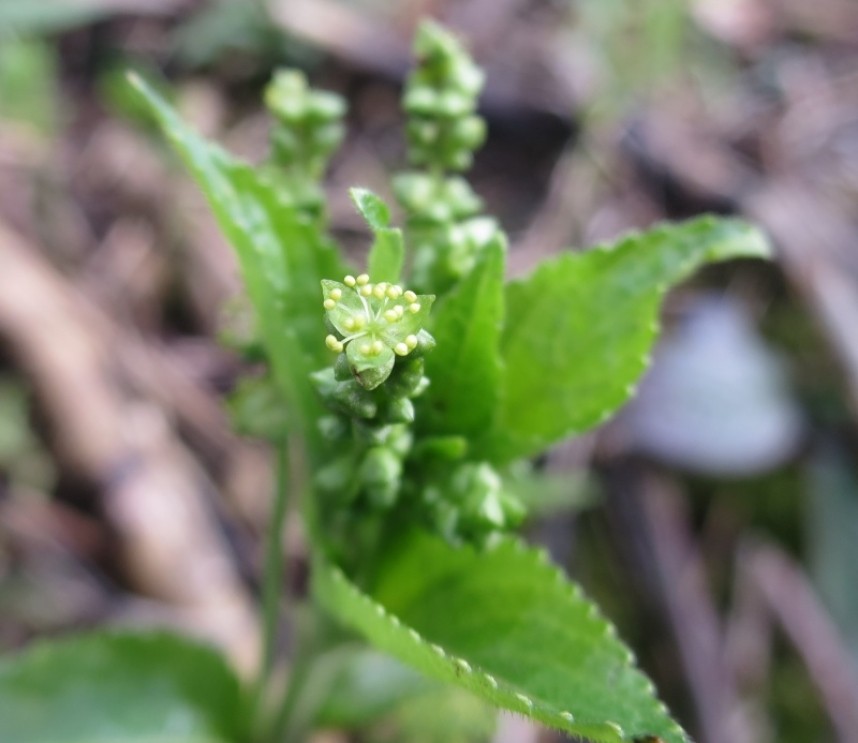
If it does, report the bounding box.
[268,648,314,743]
[254,440,291,726]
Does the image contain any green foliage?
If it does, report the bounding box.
[0,632,246,743]
[420,232,505,438]
[479,216,770,462]
[0,0,109,37]
[403,20,485,172]
[314,532,686,743]
[129,73,343,451]
[0,38,59,134]
[43,20,772,743]
[265,70,345,185]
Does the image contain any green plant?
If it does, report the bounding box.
[0,21,770,743]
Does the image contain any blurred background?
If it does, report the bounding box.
[2,1,858,742]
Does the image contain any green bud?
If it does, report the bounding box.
[382,396,415,424]
[386,357,427,398]
[412,435,468,461]
[333,352,352,381]
[318,414,348,441]
[360,447,402,508]
[316,454,357,499]
[353,420,394,447]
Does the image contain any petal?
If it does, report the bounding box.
[380,294,435,345]
[322,280,367,337]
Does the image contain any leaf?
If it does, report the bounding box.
[0,39,59,136]
[0,631,245,743]
[311,646,437,728]
[351,189,404,284]
[313,533,687,743]
[420,233,505,438]
[351,187,391,230]
[0,0,107,38]
[480,216,770,462]
[129,74,344,449]
[368,229,405,284]
[306,647,494,743]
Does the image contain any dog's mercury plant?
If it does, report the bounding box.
[0,20,771,743]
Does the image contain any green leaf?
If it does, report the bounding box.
[351,189,404,284]
[128,73,344,450]
[314,533,687,743]
[312,646,436,728]
[0,631,245,743]
[420,233,505,438]
[368,229,405,284]
[0,0,108,38]
[481,216,770,462]
[351,187,391,230]
[0,39,59,136]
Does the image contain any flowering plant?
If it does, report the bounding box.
[0,20,769,743]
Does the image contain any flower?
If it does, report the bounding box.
[321,274,434,389]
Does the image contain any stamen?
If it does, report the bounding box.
[405,334,418,349]
[329,288,342,301]
[408,302,421,313]
[403,290,417,303]
[325,334,344,352]
[356,274,370,286]
[387,285,403,299]
[360,284,373,297]
[395,305,405,318]
[373,282,388,299]
[384,309,399,323]
[359,342,371,355]
[344,275,356,287]
[371,339,384,354]
[394,342,409,356]
[323,298,336,310]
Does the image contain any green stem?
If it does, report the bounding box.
[268,647,314,743]
[254,440,291,727]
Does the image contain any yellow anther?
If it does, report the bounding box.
[406,334,418,349]
[329,288,342,300]
[371,340,384,354]
[323,298,336,310]
[384,309,399,323]
[359,342,371,355]
[344,275,356,287]
[387,285,403,299]
[360,284,373,297]
[352,313,367,329]
[343,317,356,331]
[395,305,405,318]
[325,334,343,352]
[373,283,387,299]
[356,273,370,285]
[403,290,417,303]
[394,342,409,356]
[408,302,421,314]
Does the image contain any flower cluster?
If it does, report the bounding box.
[322,274,435,390]
[403,21,485,171]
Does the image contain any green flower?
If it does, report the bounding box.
[322,274,435,389]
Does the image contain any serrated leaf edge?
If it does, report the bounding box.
[314,541,690,743]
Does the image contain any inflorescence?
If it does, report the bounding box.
[322,275,434,389]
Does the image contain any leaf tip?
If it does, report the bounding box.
[350,186,391,230]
